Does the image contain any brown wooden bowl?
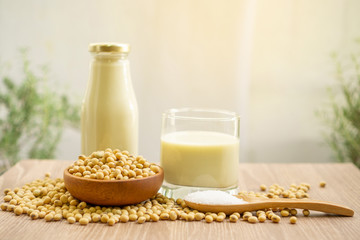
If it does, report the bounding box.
[63,166,164,206]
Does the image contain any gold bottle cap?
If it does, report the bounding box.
[88,43,130,53]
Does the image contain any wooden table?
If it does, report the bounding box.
[0,160,359,240]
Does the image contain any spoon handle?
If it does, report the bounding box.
[253,198,354,216]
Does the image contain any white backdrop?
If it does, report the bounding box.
[0,0,359,163]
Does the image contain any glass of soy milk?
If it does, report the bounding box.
[160,108,240,198]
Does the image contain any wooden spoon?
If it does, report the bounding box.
[64,166,164,206]
[184,194,354,216]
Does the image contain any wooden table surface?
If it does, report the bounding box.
[0,160,359,240]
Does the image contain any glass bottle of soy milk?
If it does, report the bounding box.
[81,43,138,155]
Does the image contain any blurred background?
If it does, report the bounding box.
[0,0,359,167]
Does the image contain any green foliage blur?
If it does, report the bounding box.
[0,49,80,173]
[318,43,360,168]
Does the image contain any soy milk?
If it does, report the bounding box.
[81,43,138,155]
[160,131,239,188]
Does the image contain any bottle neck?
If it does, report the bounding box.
[89,52,132,88]
[92,52,129,62]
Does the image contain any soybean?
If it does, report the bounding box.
[79,217,89,225]
[120,215,129,223]
[229,214,238,222]
[216,215,225,222]
[108,218,116,226]
[67,217,76,224]
[205,215,213,223]
[271,214,281,223]
[150,213,160,222]
[169,211,177,221]
[286,209,295,216]
[137,216,146,224]
[14,206,23,215]
[290,216,297,224]
[303,209,310,216]
[280,210,290,217]
[194,212,204,221]
[45,213,54,222]
[242,212,252,221]
[258,214,266,223]
[248,216,258,223]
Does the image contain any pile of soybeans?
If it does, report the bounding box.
[67,149,161,180]
[0,149,325,226]
[1,176,318,226]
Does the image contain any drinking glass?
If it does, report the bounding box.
[159,108,240,198]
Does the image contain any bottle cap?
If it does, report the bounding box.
[89,43,130,53]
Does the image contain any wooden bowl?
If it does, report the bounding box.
[63,166,164,206]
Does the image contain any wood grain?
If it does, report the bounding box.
[0,160,359,240]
